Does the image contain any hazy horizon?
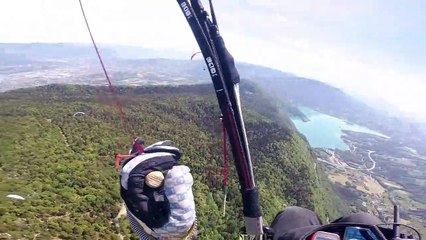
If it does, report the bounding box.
[1,0,425,119]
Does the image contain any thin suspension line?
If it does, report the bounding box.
[78,0,134,142]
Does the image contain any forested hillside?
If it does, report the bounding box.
[0,84,345,239]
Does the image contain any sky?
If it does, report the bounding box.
[1,0,425,119]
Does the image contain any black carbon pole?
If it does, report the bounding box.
[175,0,263,236]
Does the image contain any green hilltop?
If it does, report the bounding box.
[0,84,346,239]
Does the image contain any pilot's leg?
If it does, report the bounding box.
[271,206,322,240]
[332,212,382,225]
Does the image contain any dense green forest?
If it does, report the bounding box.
[0,84,346,239]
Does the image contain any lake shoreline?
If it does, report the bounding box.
[291,107,388,150]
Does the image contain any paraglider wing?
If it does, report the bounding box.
[190,51,206,71]
[190,51,201,60]
[7,194,25,200]
[73,112,86,117]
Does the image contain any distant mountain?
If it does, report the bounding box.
[108,44,190,59]
[0,43,407,124]
[249,76,390,129]
[0,43,189,64]
[1,43,425,155]
[0,43,116,63]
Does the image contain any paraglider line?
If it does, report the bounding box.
[78,0,134,142]
[222,117,229,187]
[222,117,229,217]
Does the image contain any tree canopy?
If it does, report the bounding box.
[0,84,346,239]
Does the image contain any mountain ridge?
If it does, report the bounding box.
[2,43,425,155]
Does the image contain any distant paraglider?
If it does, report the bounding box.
[190,51,206,71]
[73,112,85,117]
[190,51,202,60]
[7,194,25,200]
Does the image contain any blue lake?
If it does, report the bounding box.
[291,107,387,150]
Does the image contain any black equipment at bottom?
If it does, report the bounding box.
[240,206,422,240]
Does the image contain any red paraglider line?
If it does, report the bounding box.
[78,0,134,142]
[222,117,229,187]
[115,154,136,169]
